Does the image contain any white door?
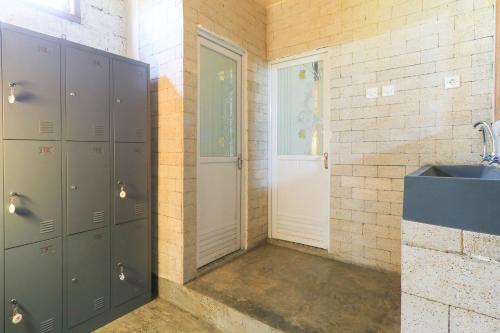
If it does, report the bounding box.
[270,53,330,249]
[197,37,242,268]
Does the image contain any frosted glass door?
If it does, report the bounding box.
[271,56,330,249]
[197,39,241,268]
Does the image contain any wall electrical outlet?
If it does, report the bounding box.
[366,87,378,99]
[445,75,461,89]
[382,85,395,97]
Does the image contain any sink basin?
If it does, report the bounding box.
[403,165,500,236]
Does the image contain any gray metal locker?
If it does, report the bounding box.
[66,142,109,235]
[2,29,61,140]
[114,143,147,224]
[112,60,147,142]
[65,47,109,141]
[4,141,62,248]
[111,220,148,307]
[67,229,109,328]
[5,238,62,333]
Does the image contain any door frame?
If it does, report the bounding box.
[267,48,331,251]
[196,27,248,267]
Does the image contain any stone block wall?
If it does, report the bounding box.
[401,220,500,332]
[138,0,185,283]
[0,0,128,55]
[267,0,495,272]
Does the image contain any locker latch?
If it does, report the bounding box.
[8,82,16,104]
[8,192,18,215]
[117,181,127,199]
[117,262,126,281]
[10,299,22,325]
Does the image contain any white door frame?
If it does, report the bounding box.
[196,28,247,267]
[268,48,331,251]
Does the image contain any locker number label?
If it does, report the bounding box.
[38,146,55,155]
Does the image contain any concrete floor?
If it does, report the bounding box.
[187,244,401,333]
[96,244,400,333]
[94,299,220,333]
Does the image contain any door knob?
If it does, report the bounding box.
[322,152,329,170]
[8,83,16,104]
[117,262,126,281]
[8,192,18,214]
[10,299,22,325]
[117,181,127,199]
[116,98,121,103]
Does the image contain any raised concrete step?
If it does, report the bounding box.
[158,278,283,333]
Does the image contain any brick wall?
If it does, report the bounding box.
[138,0,185,283]
[182,0,268,281]
[268,0,495,272]
[0,0,128,55]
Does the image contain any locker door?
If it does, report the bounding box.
[114,143,147,224]
[67,229,109,328]
[4,141,62,248]
[112,60,147,142]
[67,142,109,234]
[5,238,62,333]
[112,220,148,307]
[65,47,109,141]
[2,30,61,140]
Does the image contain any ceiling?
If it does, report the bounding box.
[255,0,282,8]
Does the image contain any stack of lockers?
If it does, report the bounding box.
[0,23,151,333]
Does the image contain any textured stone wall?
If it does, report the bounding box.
[401,220,500,332]
[182,0,268,281]
[138,0,185,283]
[0,0,128,55]
[267,0,495,272]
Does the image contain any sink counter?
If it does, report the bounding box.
[403,165,500,236]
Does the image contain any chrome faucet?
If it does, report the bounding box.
[473,121,499,164]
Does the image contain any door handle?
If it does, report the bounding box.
[10,299,22,325]
[237,154,243,170]
[322,152,329,170]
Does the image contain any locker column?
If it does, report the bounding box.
[110,59,149,308]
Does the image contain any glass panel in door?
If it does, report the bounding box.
[200,45,238,158]
[277,61,324,156]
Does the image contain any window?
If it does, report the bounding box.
[26,0,81,23]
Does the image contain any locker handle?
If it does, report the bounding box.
[10,299,22,325]
[118,181,127,199]
[69,92,77,97]
[8,82,16,104]
[117,262,126,281]
[8,192,18,215]
[71,277,79,283]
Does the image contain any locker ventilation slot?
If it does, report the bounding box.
[40,318,55,333]
[93,125,105,137]
[40,220,55,234]
[134,203,145,216]
[39,121,55,134]
[94,296,105,311]
[93,211,105,224]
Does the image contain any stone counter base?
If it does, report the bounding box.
[401,220,499,332]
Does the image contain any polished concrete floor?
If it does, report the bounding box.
[96,244,400,333]
[94,298,220,333]
[187,244,401,333]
